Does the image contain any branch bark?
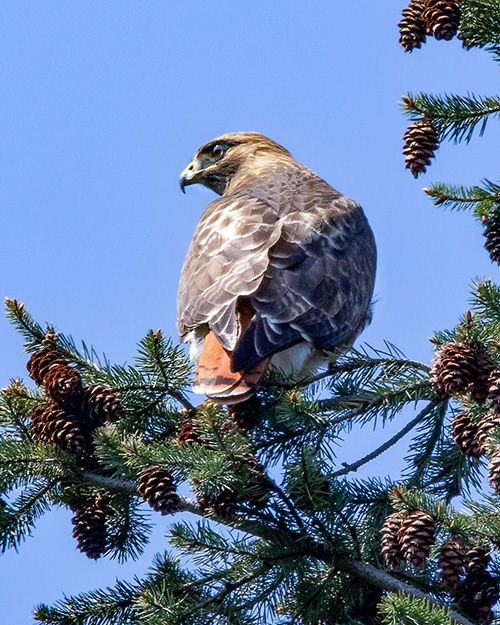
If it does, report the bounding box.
[82,470,474,625]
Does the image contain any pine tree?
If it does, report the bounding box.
[3,3,500,625]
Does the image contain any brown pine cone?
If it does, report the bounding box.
[423,0,460,40]
[212,489,238,521]
[30,405,49,439]
[197,488,238,521]
[403,118,439,178]
[438,536,466,590]
[456,571,499,624]
[399,0,427,52]
[476,412,500,454]
[71,495,108,560]
[31,404,91,452]
[470,343,495,404]
[177,416,202,445]
[488,369,500,411]
[138,466,179,515]
[26,349,67,386]
[452,411,483,458]
[80,385,124,427]
[430,342,477,398]
[380,511,405,568]
[399,510,436,567]
[484,217,500,264]
[43,364,83,407]
[487,450,500,493]
[467,548,491,576]
[227,395,261,431]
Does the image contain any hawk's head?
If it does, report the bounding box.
[180,132,290,196]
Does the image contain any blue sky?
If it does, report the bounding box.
[1,2,500,622]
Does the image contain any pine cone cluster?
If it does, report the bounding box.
[398,0,460,52]
[441,353,500,475]
[198,488,238,521]
[27,347,124,453]
[403,119,439,178]
[31,404,90,453]
[452,408,500,464]
[484,217,500,264]
[455,548,498,623]
[227,395,261,431]
[138,466,180,515]
[450,406,500,491]
[380,509,435,568]
[71,495,109,560]
[430,341,494,402]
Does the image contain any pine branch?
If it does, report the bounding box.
[424,179,500,219]
[283,354,430,390]
[105,495,153,563]
[170,521,259,562]
[0,381,38,439]
[317,379,434,422]
[181,565,272,618]
[4,298,47,351]
[402,92,500,143]
[404,401,448,488]
[460,0,500,62]
[0,479,56,552]
[134,330,194,411]
[299,450,343,551]
[264,473,306,531]
[379,591,469,625]
[34,579,139,625]
[34,458,480,625]
[473,278,500,322]
[60,471,475,625]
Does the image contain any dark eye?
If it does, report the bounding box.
[212,144,226,158]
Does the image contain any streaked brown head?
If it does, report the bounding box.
[179,132,290,196]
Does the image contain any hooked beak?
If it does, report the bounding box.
[179,161,203,193]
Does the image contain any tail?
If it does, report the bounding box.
[193,331,268,404]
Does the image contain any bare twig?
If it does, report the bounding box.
[333,556,474,625]
[331,402,438,478]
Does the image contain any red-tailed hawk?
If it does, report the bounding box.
[178,133,376,403]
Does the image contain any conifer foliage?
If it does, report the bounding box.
[2,4,500,625]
